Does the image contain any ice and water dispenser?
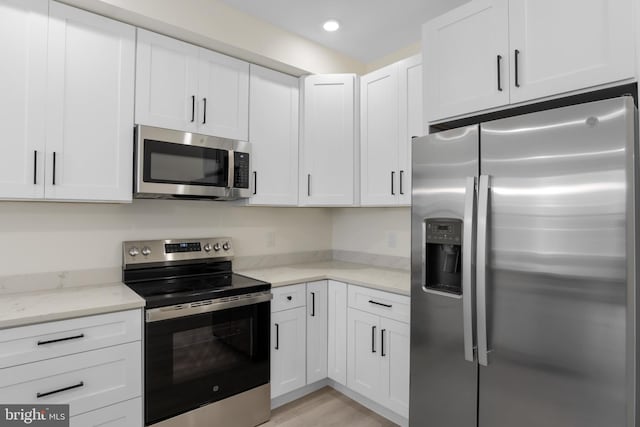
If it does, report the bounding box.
[424,218,463,295]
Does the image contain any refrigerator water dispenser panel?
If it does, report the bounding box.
[425,218,462,295]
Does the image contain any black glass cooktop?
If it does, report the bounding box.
[123,261,270,308]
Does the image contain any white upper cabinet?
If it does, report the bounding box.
[198,49,249,141]
[0,0,48,199]
[46,2,135,202]
[248,65,299,206]
[423,0,509,122]
[135,29,249,141]
[360,55,423,206]
[507,0,634,103]
[423,0,635,123]
[360,64,399,206]
[135,29,199,134]
[300,74,357,206]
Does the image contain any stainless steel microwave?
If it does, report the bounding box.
[134,125,251,200]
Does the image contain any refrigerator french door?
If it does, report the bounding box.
[410,96,638,427]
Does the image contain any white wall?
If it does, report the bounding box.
[331,208,411,258]
[0,201,331,276]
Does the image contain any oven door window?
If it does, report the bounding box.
[145,302,269,425]
[143,139,229,187]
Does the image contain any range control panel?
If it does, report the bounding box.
[425,219,462,245]
[123,237,233,266]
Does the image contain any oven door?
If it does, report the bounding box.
[144,300,270,425]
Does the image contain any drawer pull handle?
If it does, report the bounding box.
[286,296,292,301]
[369,300,392,308]
[37,381,84,399]
[37,333,85,346]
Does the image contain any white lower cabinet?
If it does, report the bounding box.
[0,309,143,423]
[70,397,142,427]
[306,281,328,384]
[327,280,347,385]
[271,306,306,398]
[347,308,384,397]
[380,317,410,417]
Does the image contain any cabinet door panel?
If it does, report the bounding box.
[271,307,306,398]
[46,2,135,202]
[327,281,348,385]
[347,308,382,403]
[70,398,141,427]
[398,55,423,205]
[423,0,509,122]
[135,29,199,133]
[248,65,299,205]
[0,0,47,199]
[300,74,355,206]
[508,0,634,103]
[381,317,410,418]
[198,49,249,140]
[360,64,399,206]
[306,281,328,384]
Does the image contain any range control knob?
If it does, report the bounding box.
[141,247,151,256]
[213,243,221,252]
[128,247,140,257]
[222,241,231,251]
[203,243,212,252]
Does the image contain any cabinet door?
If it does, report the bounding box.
[360,64,399,206]
[508,0,634,103]
[0,0,47,199]
[198,48,249,140]
[306,281,328,384]
[135,29,199,133]
[347,308,382,403]
[423,0,509,122]
[271,307,306,398]
[380,317,410,418]
[327,280,348,385]
[300,74,356,206]
[45,2,135,202]
[398,55,423,206]
[248,65,299,206]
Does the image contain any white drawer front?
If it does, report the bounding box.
[0,342,142,417]
[271,283,306,312]
[0,309,142,368]
[70,397,142,427]
[348,285,410,323]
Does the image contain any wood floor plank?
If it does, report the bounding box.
[261,387,398,427]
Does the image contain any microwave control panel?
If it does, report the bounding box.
[234,152,250,189]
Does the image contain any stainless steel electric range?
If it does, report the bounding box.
[122,237,272,427]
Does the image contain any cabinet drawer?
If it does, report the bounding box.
[348,285,410,323]
[271,284,306,312]
[0,342,141,417]
[0,309,142,368]
[70,397,142,427]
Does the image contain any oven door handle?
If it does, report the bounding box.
[145,291,273,322]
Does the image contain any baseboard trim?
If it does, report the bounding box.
[270,379,329,409]
[270,379,408,427]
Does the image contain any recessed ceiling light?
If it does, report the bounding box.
[323,20,340,32]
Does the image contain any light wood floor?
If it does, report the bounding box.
[260,387,398,427]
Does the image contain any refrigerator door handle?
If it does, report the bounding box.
[477,174,491,366]
[462,176,477,362]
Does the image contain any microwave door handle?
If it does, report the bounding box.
[228,151,235,189]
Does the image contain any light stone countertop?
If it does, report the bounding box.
[238,261,410,296]
[0,282,145,330]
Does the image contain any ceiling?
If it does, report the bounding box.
[219,0,470,63]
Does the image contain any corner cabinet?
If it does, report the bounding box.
[360,55,423,206]
[136,29,249,141]
[423,0,635,122]
[247,65,299,205]
[306,281,328,384]
[0,0,135,202]
[299,74,357,206]
[327,280,348,385]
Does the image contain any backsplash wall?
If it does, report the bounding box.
[0,200,332,277]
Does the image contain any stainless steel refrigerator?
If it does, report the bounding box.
[410,96,639,427]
